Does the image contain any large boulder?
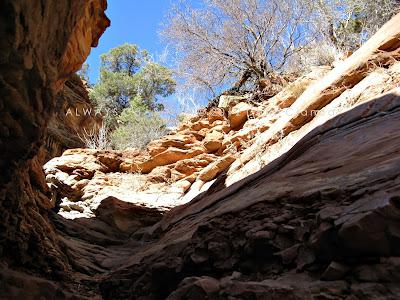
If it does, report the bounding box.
[202,130,224,153]
[94,196,163,233]
[218,94,249,109]
[229,102,253,129]
[198,154,236,182]
[138,147,206,173]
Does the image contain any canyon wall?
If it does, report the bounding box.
[0,0,109,277]
[46,74,103,161]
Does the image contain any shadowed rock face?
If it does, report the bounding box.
[46,74,103,161]
[0,0,109,277]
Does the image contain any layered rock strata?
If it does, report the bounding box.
[0,0,109,278]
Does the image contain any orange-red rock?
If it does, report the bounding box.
[229,102,253,129]
[203,130,224,153]
[198,154,236,182]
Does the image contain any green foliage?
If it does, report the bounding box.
[89,71,136,122]
[100,43,149,75]
[89,44,176,127]
[132,62,176,111]
[110,108,168,150]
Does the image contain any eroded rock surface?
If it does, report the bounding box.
[0,0,109,285]
[100,87,400,300]
[98,13,400,299]
[46,74,103,161]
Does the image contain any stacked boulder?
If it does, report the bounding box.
[44,93,264,218]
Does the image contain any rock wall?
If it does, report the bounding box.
[0,0,109,277]
[46,74,103,161]
[2,1,400,299]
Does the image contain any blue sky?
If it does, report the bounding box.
[86,1,175,83]
[85,0,208,112]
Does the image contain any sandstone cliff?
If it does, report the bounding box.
[2,2,400,300]
[46,74,102,161]
[0,0,109,283]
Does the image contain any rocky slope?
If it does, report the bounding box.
[2,2,400,300]
[43,67,332,220]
